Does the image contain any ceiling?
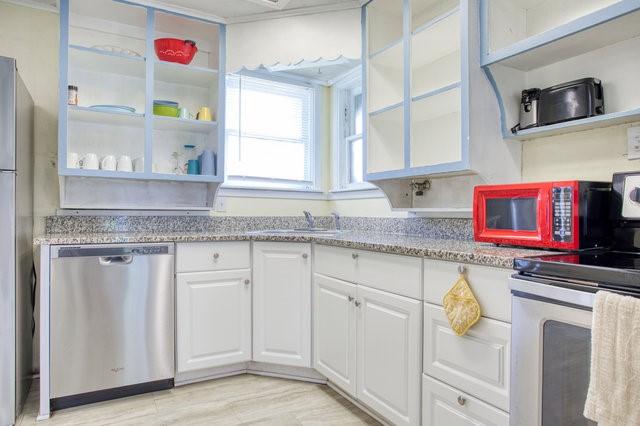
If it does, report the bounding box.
[13,0,360,23]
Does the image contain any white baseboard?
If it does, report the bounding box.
[326,381,390,425]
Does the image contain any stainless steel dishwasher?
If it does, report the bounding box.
[50,243,175,409]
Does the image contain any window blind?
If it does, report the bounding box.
[225,74,314,187]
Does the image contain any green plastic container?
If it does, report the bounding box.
[153,104,179,117]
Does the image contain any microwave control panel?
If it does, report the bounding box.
[552,186,573,242]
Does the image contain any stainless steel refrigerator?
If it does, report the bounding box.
[0,56,34,426]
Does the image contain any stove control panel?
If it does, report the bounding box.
[552,186,573,242]
[622,175,640,219]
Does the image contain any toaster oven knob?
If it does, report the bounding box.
[631,188,640,203]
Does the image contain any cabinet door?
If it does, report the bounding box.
[176,269,252,373]
[356,285,422,426]
[252,242,312,367]
[313,274,357,397]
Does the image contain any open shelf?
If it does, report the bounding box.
[366,0,403,56]
[68,44,145,77]
[367,42,404,113]
[153,115,217,133]
[507,107,640,140]
[411,9,460,98]
[367,104,404,174]
[482,0,640,70]
[150,173,221,183]
[410,86,461,167]
[154,60,218,88]
[68,105,144,126]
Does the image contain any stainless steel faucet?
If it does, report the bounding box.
[303,210,315,229]
[331,212,341,231]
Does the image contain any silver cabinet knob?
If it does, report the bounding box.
[244,279,250,285]
[457,395,466,406]
[213,253,220,260]
[354,300,361,307]
[348,295,354,302]
[458,265,466,274]
[302,253,308,259]
[352,253,359,260]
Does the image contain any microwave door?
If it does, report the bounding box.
[485,197,538,231]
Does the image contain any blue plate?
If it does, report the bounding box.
[90,105,136,113]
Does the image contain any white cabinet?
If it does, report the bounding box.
[424,303,510,412]
[176,269,252,373]
[313,274,357,397]
[252,242,312,367]
[356,285,422,426]
[422,375,509,426]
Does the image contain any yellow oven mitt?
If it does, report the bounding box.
[442,272,481,336]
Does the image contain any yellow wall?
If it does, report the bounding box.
[0,2,59,233]
[522,122,640,182]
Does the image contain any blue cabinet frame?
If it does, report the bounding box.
[58,0,226,183]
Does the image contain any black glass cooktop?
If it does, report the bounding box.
[514,250,640,290]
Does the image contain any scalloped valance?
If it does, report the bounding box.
[226,8,361,73]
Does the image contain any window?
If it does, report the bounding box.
[225,73,317,190]
[332,67,373,191]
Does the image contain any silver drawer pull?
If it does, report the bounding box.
[457,395,466,406]
[352,253,359,260]
[213,253,220,260]
[244,279,250,285]
[302,253,308,259]
[458,265,466,274]
[348,295,354,302]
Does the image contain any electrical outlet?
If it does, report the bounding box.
[628,126,640,160]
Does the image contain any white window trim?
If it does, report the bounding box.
[330,66,376,194]
[222,69,323,193]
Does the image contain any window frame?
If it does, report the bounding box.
[331,66,375,192]
[223,69,323,192]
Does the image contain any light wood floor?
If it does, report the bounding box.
[19,374,380,425]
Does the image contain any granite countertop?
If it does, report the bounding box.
[34,230,550,269]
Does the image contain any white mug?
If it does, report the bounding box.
[117,155,133,172]
[133,157,144,172]
[80,153,99,170]
[100,155,117,171]
[67,152,79,169]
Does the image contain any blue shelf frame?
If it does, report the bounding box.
[362,0,471,182]
[479,0,640,139]
[58,0,226,184]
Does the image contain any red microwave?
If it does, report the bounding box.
[473,181,612,250]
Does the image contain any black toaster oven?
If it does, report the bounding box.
[512,78,604,133]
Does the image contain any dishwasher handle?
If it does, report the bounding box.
[98,255,134,266]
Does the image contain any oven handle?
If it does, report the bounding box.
[510,277,595,309]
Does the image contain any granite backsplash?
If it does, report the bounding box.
[45,215,474,241]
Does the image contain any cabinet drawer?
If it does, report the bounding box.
[315,245,422,299]
[422,375,509,426]
[424,303,510,412]
[176,242,250,273]
[423,259,511,322]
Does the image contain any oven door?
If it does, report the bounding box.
[510,277,596,426]
[474,185,550,248]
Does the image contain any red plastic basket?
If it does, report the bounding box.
[154,38,198,65]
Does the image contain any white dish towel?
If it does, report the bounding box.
[584,290,640,425]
